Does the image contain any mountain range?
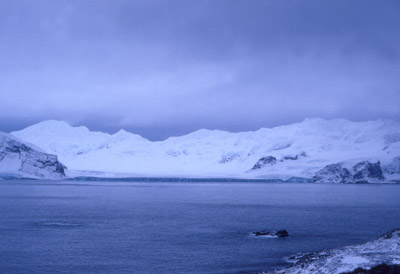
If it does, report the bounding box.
[2,118,399,182]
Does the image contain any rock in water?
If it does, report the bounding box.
[276,230,289,237]
[0,132,66,179]
[251,156,277,170]
[253,230,289,238]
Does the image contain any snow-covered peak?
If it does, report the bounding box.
[111,129,149,142]
[11,120,111,157]
[13,120,92,138]
[114,129,129,136]
[9,118,400,179]
[20,120,89,134]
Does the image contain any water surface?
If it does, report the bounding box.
[0,181,400,274]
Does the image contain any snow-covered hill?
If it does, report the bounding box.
[0,132,66,179]
[268,228,400,274]
[10,118,400,181]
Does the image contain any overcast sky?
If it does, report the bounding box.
[1,0,399,140]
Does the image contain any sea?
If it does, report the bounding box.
[1,180,400,274]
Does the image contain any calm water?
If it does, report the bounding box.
[0,181,400,274]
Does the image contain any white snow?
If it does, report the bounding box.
[269,229,400,274]
[341,255,369,265]
[0,131,65,179]
[10,118,400,179]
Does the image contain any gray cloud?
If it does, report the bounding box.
[1,0,399,140]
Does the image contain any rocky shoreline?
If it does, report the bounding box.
[261,229,400,274]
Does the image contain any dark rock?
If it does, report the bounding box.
[219,153,241,164]
[283,152,307,161]
[251,156,277,170]
[342,264,400,274]
[353,161,385,182]
[379,228,400,240]
[252,229,289,238]
[0,132,66,179]
[276,230,289,237]
[283,155,298,161]
[314,161,386,184]
[313,163,352,183]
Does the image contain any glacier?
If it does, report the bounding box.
[9,118,400,181]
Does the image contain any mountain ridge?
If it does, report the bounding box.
[10,118,400,180]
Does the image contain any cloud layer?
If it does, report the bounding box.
[1,0,399,140]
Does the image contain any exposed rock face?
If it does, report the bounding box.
[251,156,277,170]
[313,161,385,184]
[352,161,385,183]
[313,163,353,183]
[0,132,66,179]
[219,152,241,164]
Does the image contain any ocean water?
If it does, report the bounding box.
[0,181,400,274]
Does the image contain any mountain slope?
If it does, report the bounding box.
[0,132,66,179]
[10,119,400,180]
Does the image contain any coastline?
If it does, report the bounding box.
[264,229,400,274]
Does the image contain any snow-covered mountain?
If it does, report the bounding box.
[10,118,400,181]
[0,132,66,179]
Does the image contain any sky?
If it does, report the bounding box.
[1,0,399,140]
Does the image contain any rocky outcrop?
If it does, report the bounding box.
[251,156,277,170]
[343,264,400,274]
[313,161,385,184]
[352,161,385,183]
[313,163,353,183]
[0,132,66,179]
[282,152,307,161]
[266,229,400,274]
[253,230,289,238]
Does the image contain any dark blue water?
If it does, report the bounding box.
[1,181,400,274]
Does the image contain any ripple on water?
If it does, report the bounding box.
[34,222,82,228]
